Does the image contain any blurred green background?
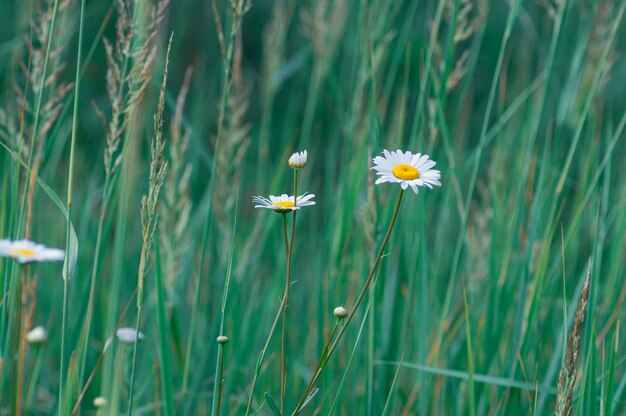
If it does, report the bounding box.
[1,0,626,414]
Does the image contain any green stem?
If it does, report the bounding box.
[244,278,287,415]
[78,177,109,381]
[127,229,149,415]
[127,301,142,414]
[293,319,341,413]
[281,171,298,414]
[58,276,69,414]
[216,345,225,416]
[60,0,86,408]
[211,201,237,416]
[25,346,44,406]
[280,214,290,414]
[245,212,290,416]
[154,241,175,416]
[292,190,404,415]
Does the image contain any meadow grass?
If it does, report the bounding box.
[1,0,626,414]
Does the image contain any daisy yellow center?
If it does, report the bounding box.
[9,248,36,257]
[274,201,295,208]
[392,164,420,180]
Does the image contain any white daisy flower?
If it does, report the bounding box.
[116,327,145,344]
[372,149,441,194]
[253,193,316,213]
[288,150,308,169]
[0,239,65,264]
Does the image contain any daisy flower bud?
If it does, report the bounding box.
[217,335,230,345]
[288,150,307,169]
[333,306,348,319]
[93,397,109,408]
[26,326,48,344]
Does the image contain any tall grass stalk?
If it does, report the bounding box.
[555,263,591,416]
[154,238,175,416]
[211,198,237,416]
[58,0,86,412]
[462,278,475,416]
[126,34,170,414]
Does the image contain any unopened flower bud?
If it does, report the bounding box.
[288,150,307,169]
[26,326,48,344]
[93,397,109,408]
[333,306,348,319]
[217,335,230,345]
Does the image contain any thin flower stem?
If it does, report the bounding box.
[216,345,226,416]
[244,296,285,415]
[292,190,404,415]
[281,170,298,414]
[244,213,289,416]
[280,213,290,414]
[294,319,341,409]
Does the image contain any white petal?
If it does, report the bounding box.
[419,160,436,171]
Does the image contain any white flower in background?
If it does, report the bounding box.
[333,306,348,319]
[116,327,145,344]
[288,150,308,169]
[0,239,65,264]
[93,397,109,408]
[252,193,316,213]
[372,149,441,194]
[26,326,48,344]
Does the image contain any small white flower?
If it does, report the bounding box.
[93,397,109,408]
[26,326,48,344]
[288,150,308,169]
[0,239,65,264]
[252,193,316,213]
[372,149,441,194]
[116,327,145,344]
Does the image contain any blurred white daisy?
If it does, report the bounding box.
[372,149,441,194]
[288,150,307,169]
[0,239,65,264]
[116,327,145,344]
[253,193,316,213]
